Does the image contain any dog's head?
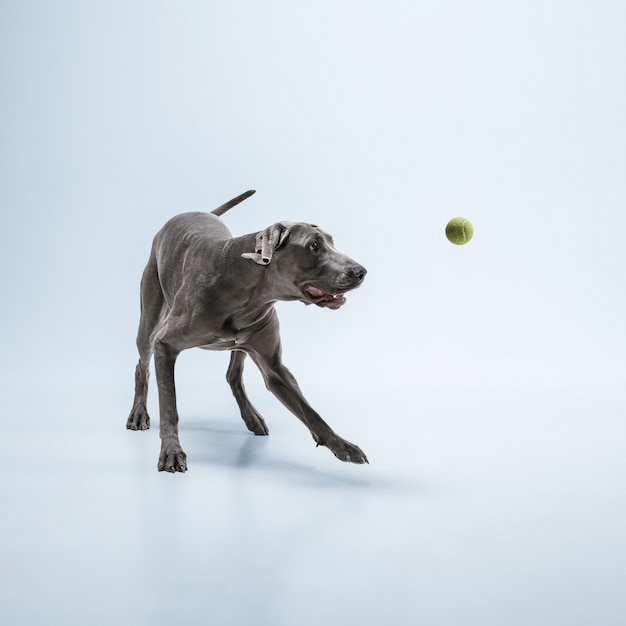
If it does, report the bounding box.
[242,222,366,309]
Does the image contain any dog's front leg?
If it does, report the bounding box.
[246,320,368,464]
[153,338,187,473]
[255,354,367,464]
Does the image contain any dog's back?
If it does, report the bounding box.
[149,212,231,306]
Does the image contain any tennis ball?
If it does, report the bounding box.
[445,217,473,245]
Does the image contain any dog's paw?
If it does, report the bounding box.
[158,443,188,473]
[319,437,369,464]
[241,408,269,436]
[126,403,150,430]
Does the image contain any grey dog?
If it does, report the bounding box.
[126,190,368,472]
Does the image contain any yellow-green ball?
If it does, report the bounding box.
[445,217,473,245]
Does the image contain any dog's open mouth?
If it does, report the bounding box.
[302,284,346,309]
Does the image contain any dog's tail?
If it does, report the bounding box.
[211,189,256,217]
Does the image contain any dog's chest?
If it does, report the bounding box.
[194,317,258,352]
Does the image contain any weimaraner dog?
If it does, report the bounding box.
[126,190,368,472]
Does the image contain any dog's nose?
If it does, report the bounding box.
[350,264,367,282]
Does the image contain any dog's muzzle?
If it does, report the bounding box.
[302,264,367,309]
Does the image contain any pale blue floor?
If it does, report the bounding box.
[2,375,625,626]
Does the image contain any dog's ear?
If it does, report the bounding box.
[242,222,293,265]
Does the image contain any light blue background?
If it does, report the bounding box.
[1,1,625,625]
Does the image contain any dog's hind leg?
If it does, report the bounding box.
[127,251,167,431]
[226,350,269,435]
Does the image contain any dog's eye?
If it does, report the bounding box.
[309,241,320,252]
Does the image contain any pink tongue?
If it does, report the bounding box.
[307,286,326,297]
